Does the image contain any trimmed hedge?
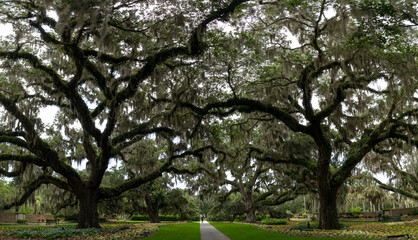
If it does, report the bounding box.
[261,218,287,225]
[17,219,28,224]
[130,215,198,221]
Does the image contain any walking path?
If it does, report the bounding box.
[200,221,230,240]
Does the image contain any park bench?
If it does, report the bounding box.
[46,219,59,226]
[386,234,410,239]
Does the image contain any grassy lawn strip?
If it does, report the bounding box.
[146,222,200,240]
[210,222,367,240]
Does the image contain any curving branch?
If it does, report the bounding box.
[0,51,102,143]
[250,146,317,172]
[175,97,308,133]
[374,177,418,201]
[99,146,215,199]
[0,154,47,167]
[0,136,29,149]
[2,175,70,210]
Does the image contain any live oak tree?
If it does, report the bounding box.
[170,0,417,229]
[0,0,249,228]
[195,121,310,223]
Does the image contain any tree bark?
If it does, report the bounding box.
[145,195,160,223]
[77,188,101,228]
[318,187,340,229]
[245,207,256,223]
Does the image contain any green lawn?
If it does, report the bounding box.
[146,222,200,240]
[210,222,367,240]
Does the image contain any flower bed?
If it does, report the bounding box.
[255,220,418,239]
[0,223,162,239]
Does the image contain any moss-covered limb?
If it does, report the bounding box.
[256,195,296,207]
[0,154,46,166]
[246,163,268,189]
[0,92,83,184]
[1,175,70,210]
[114,0,250,104]
[100,146,214,199]
[252,186,279,205]
[251,146,317,172]
[399,170,418,194]
[111,127,178,155]
[90,100,108,118]
[395,108,418,120]
[315,71,385,122]
[297,62,315,121]
[374,177,418,200]
[389,132,418,148]
[0,51,102,143]
[82,49,139,64]
[388,161,418,193]
[330,122,394,187]
[0,136,28,149]
[53,195,78,214]
[112,121,176,145]
[0,92,36,137]
[314,81,345,121]
[178,97,308,133]
[115,46,189,102]
[0,162,27,177]
[100,102,119,149]
[67,45,112,99]
[0,131,26,137]
[21,93,71,109]
[224,179,241,190]
[167,165,202,175]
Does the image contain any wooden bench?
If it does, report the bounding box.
[46,219,59,225]
[386,234,410,239]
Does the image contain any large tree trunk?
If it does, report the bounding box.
[316,137,340,229]
[77,188,101,228]
[318,187,340,229]
[245,207,256,223]
[145,195,160,223]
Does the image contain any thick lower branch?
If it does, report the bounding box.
[1,175,70,210]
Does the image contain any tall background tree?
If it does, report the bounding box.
[0,0,249,228]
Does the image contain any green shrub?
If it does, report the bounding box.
[261,218,287,225]
[348,207,362,218]
[10,226,103,240]
[159,215,179,221]
[130,215,149,221]
[130,215,182,221]
[189,216,200,221]
[410,209,418,215]
[17,219,28,224]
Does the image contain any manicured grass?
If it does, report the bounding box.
[210,222,367,240]
[146,222,200,240]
